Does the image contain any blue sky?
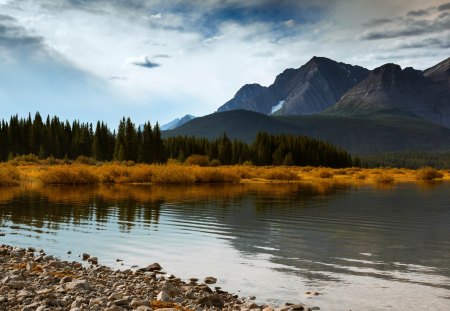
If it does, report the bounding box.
[0,0,449,126]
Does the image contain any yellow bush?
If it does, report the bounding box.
[0,165,21,186]
[262,168,300,181]
[416,167,443,181]
[193,167,241,183]
[375,174,395,185]
[317,169,333,179]
[39,165,99,185]
[184,154,210,167]
[151,165,196,184]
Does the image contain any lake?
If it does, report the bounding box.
[0,182,449,310]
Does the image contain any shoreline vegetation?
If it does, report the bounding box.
[0,244,320,311]
[0,156,448,188]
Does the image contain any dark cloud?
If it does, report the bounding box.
[0,15,45,50]
[406,9,429,17]
[362,12,450,40]
[363,17,397,27]
[127,55,160,68]
[153,54,170,59]
[399,38,450,49]
[438,2,450,11]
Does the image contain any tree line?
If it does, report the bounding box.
[0,113,356,167]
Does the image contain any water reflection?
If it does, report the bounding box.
[0,183,449,310]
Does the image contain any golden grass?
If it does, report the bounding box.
[1,162,450,187]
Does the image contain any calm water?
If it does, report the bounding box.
[0,183,449,310]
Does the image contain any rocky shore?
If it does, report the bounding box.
[0,245,318,311]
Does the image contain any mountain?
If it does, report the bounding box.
[163,110,450,154]
[217,56,369,115]
[326,58,450,127]
[423,56,450,85]
[160,115,196,130]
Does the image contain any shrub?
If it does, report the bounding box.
[75,156,97,165]
[375,174,395,185]
[151,166,196,184]
[317,169,333,179]
[416,167,443,181]
[185,154,210,167]
[193,168,241,183]
[9,154,40,165]
[209,159,221,167]
[39,165,99,185]
[0,166,21,186]
[263,168,300,181]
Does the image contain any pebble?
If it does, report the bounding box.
[204,276,217,284]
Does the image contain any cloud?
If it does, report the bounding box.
[361,11,450,40]
[438,2,450,11]
[284,19,296,27]
[0,15,45,51]
[126,55,160,68]
[154,54,171,58]
[406,9,429,17]
[150,13,162,19]
[399,37,450,49]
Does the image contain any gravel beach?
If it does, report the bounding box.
[0,245,318,311]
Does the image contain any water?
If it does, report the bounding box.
[0,183,449,310]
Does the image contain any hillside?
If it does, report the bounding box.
[163,110,450,154]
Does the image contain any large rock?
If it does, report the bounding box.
[65,279,92,291]
[198,293,224,308]
[156,291,171,302]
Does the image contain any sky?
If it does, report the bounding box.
[0,0,449,126]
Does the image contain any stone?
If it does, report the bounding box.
[88,257,98,265]
[89,297,104,306]
[204,277,217,284]
[130,299,145,308]
[105,307,126,311]
[160,281,180,297]
[198,294,224,308]
[36,307,45,311]
[288,305,305,311]
[82,253,90,260]
[17,289,33,297]
[184,289,196,299]
[26,261,36,271]
[114,298,129,306]
[263,307,275,311]
[156,291,171,302]
[60,276,73,283]
[148,263,162,271]
[10,280,27,289]
[136,306,152,311]
[65,279,92,291]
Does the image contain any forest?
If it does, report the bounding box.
[0,113,355,168]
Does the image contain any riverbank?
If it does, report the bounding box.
[0,162,449,187]
[0,244,318,311]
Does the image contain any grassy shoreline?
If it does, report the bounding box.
[0,162,449,187]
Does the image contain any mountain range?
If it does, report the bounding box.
[164,56,450,154]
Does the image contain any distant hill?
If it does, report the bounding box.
[163,110,450,154]
[326,59,450,127]
[217,57,368,116]
[160,115,196,130]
